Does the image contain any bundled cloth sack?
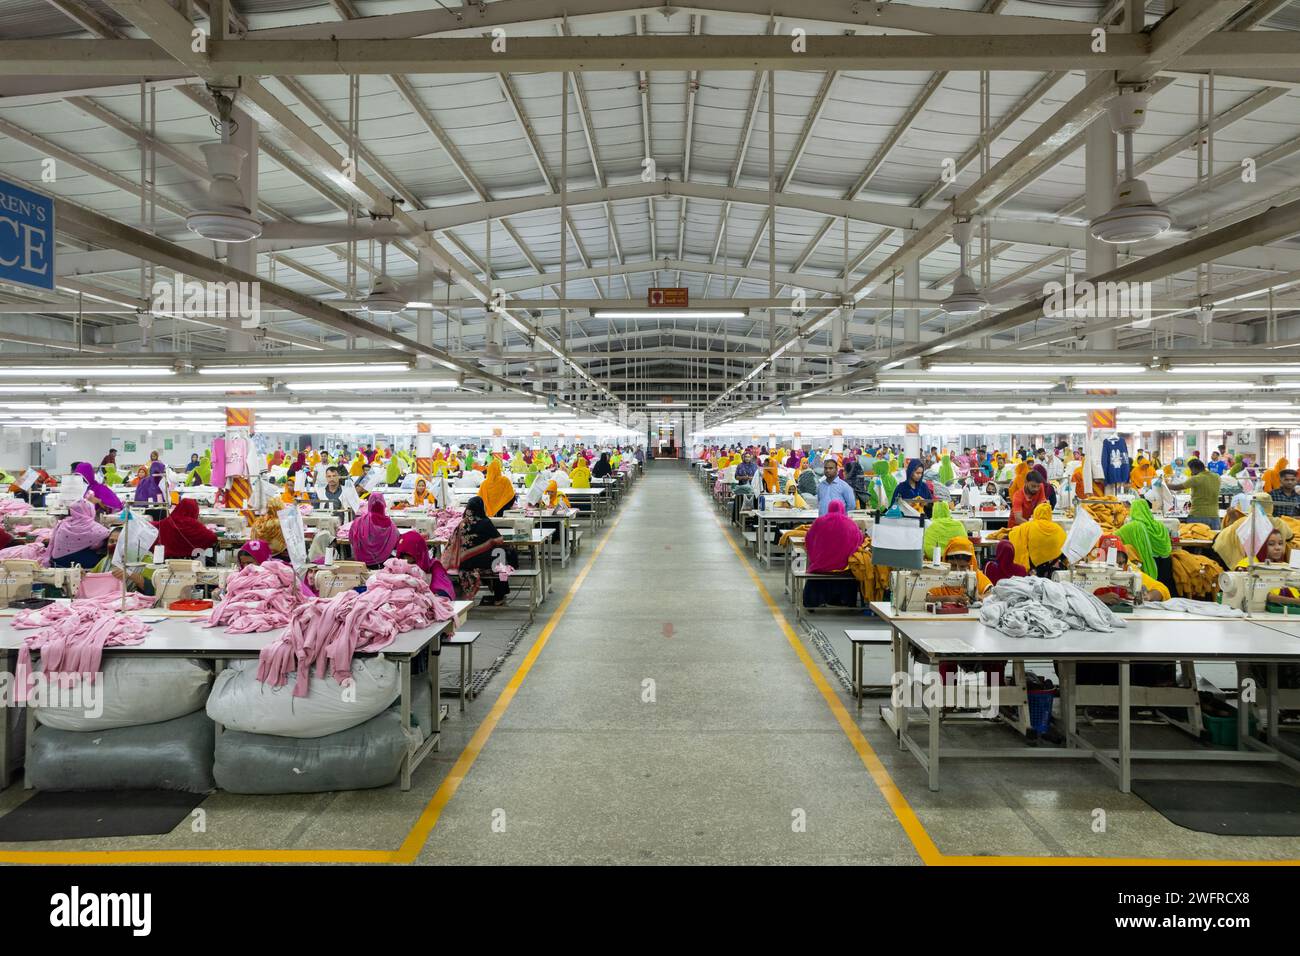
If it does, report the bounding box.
[978,576,1126,639]
[34,657,211,731]
[213,709,413,794]
[206,657,399,739]
[27,709,215,793]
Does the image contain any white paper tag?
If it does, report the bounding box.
[18,469,38,492]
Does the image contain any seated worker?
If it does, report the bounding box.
[1117,498,1175,596]
[925,537,992,606]
[46,500,110,569]
[312,466,350,514]
[933,537,1002,688]
[445,495,515,607]
[91,525,155,595]
[1270,467,1300,520]
[479,459,517,517]
[238,540,274,569]
[803,498,863,609]
[153,497,219,560]
[1008,467,1048,528]
[1090,534,1169,605]
[816,456,857,517]
[890,458,933,512]
[1008,502,1068,577]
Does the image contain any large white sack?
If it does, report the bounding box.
[206,657,400,739]
[34,657,212,731]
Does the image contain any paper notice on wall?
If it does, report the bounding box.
[18,469,38,492]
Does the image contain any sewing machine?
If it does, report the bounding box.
[509,517,535,536]
[313,560,370,598]
[152,559,206,606]
[959,516,984,537]
[1219,564,1300,613]
[890,565,977,612]
[1052,563,1146,604]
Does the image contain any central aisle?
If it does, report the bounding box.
[418,463,921,864]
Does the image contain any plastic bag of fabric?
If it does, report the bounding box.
[34,658,212,731]
[213,709,414,794]
[206,658,399,739]
[26,709,215,793]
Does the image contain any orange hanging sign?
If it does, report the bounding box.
[1089,409,1117,430]
[905,423,920,435]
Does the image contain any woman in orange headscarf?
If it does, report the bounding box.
[1008,459,1029,499]
[545,480,569,510]
[478,458,516,517]
[761,456,779,493]
[1263,456,1289,493]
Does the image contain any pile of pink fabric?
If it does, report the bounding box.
[431,508,463,541]
[0,499,31,517]
[336,521,351,541]
[257,560,455,696]
[12,602,151,700]
[0,527,50,560]
[203,560,303,633]
[75,591,156,611]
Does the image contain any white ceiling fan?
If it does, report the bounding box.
[182,89,262,244]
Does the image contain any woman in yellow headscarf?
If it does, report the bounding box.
[348,452,365,478]
[1129,454,1154,490]
[778,478,808,509]
[393,478,431,510]
[252,503,287,556]
[1008,459,1029,499]
[570,458,592,489]
[479,458,516,517]
[545,480,569,510]
[1215,492,1294,567]
[510,452,528,475]
[1263,456,1289,493]
[430,449,449,477]
[761,456,779,493]
[1008,502,1067,574]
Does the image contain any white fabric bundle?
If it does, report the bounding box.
[978,576,1126,639]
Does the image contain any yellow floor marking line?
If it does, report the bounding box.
[0,491,632,865]
[715,501,1300,867]
[395,508,624,861]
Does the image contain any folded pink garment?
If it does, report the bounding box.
[0,542,46,560]
[203,560,305,633]
[0,499,31,516]
[13,602,151,701]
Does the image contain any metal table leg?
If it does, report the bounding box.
[928,658,942,791]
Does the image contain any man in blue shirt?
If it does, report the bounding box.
[1208,451,1228,476]
[816,457,856,516]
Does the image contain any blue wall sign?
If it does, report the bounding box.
[0,178,55,291]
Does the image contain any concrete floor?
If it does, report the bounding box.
[2,460,1299,863]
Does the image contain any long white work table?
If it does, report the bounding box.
[856,601,1300,793]
[0,599,471,793]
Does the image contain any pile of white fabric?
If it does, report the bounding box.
[979,576,1126,639]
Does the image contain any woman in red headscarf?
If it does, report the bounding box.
[154,498,218,559]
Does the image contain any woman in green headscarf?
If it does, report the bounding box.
[872,459,897,501]
[524,460,541,487]
[1117,498,1173,584]
[195,448,212,485]
[923,500,966,557]
[937,452,956,485]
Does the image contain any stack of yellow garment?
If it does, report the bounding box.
[1178,522,1215,541]
[1279,515,1300,542]
[779,525,811,548]
[1170,549,1222,600]
[986,527,1010,540]
[846,540,891,604]
[1081,499,1129,533]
